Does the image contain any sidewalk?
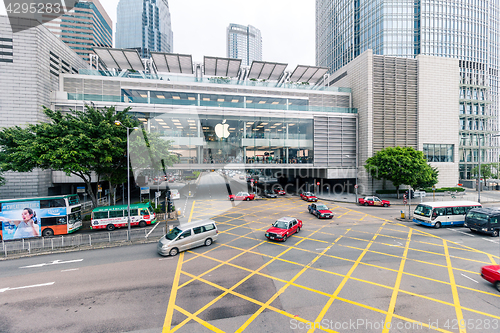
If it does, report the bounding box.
[316,189,500,205]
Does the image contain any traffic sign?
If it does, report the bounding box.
[140,187,150,194]
[354,184,358,189]
[316,182,320,186]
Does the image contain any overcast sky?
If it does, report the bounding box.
[1,0,316,70]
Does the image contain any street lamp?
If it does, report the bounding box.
[114,120,139,241]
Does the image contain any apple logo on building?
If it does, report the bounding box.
[215,119,230,138]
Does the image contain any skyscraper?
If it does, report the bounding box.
[316,0,499,181]
[227,24,262,66]
[116,0,173,58]
[43,0,112,63]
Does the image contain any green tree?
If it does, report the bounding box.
[0,105,177,207]
[470,163,495,182]
[364,146,439,196]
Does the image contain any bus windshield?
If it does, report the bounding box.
[166,227,182,240]
[414,204,432,217]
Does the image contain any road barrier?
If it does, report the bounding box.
[1,223,167,258]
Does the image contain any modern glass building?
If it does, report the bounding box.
[316,0,500,181]
[227,24,262,66]
[116,0,173,58]
[43,0,112,63]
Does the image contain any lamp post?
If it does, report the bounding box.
[114,120,138,241]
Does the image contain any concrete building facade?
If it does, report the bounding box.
[0,16,88,199]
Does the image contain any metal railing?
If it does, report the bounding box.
[1,222,167,258]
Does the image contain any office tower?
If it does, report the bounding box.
[227,24,262,66]
[316,0,499,181]
[43,0,112,63]
[116,0,173,58]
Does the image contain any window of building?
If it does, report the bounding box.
[423,144,454,162]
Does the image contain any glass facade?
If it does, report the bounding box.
[116,0,173,58]
[43,0,112,63]
[316,0,499,180]
[227,24,262,66]
[130,112,313,165]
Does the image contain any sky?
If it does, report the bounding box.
[0,0,316,70]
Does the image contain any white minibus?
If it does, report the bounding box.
[413,201,482,229]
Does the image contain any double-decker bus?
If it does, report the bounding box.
[0,194,82,240]
[413,201,482,229]
[90,203,156,231]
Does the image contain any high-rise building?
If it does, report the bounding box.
[316,0,499,181]
[227,24,262,66]
[116,0,173,58]
[43,0,112,63]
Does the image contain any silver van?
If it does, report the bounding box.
[157,220,218,256]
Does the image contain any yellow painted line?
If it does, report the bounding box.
[173,305,225,333]
[307,224,384,333]
[235,234,346,333]
[179,239,266,289]
[488,253,498,264]
[162,252,184,333]
[187,200,195,223]
[382,229,412,333]
[443,240,466,333]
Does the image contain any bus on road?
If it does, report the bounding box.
[90,203,157,231]
[0,194,82,240]
[413,201,481,229]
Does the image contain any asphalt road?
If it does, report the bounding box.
[1,174,499,333]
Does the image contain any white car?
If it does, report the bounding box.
[170,189,180,200]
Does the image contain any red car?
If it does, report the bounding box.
[265,217,302,242]
[273,187,286,195]
[358,196,390,207]
[481,265,500,292]
[300,192,318,202]
[229,191,255,201]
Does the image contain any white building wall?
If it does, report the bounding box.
[0,16,87,199]
[417,55,460,187]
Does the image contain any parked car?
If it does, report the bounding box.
[273,187,286,195]
[157,220,218,256]
[262,190,277,198]
[300,192,318,202]
[229,192,255,201]
[308,203,334,219]
[481,265,500,292]
[265,217,302,242]
[358,196,390,207]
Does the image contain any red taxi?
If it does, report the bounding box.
[481,265,500,292]
[358,196,390,207]
[273,187,286,195]
[265,217,302,242]
[229,192,255,201]
[300,192,318,202]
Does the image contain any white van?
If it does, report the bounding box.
[170,189,180,200]
[157,220,218,256]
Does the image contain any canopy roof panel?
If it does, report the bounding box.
[248,61,288,81]
[93,47,144,71]
[204,56,241,77]
[151,52,193,74]
[289,65,329,84]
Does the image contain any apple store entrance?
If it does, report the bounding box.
[140,113,314,166]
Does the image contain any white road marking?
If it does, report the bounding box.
[482,238,500,244]
[20,259,83,269]
[450,229,475,237]
[0,282,55,293]
[461,273,479,283]
[61,268,79,272]
[159,258,174,260]
[315,248,328,251]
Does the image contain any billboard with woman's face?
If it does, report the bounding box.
[0,201,41,240]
